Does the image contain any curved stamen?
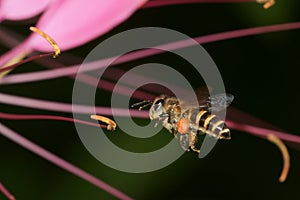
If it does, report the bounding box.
[0,27,60,75]
[29,27,60,58]
[267,134,290,183]
[256,0,275,9]
[90,115,117,131]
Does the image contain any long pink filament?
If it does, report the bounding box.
[1,21,300,85]
[0,122,133,200]
[0,92,149,118]
[1,91,299,144]
[143,0,256,8]
[0,53,53,74]
[226,120,300,143]
[0,112,103,128]
[0,182,15,200]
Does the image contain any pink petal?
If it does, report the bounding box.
[0,0,146,67]
[0,0,51,21]
[28,0,147,52]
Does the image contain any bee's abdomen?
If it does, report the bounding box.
[197,110,231,139]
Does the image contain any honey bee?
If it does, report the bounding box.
[132,89,234,153]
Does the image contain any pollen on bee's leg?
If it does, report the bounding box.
[177,118,189,134]
[90,115,116,131]
[267,134,290,183]
[30,26,60,58]
[256,0,275,9]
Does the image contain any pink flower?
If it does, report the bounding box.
[29,0,147,52]
[0,0,147,66]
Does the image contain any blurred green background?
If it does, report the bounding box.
[0,1,300,199]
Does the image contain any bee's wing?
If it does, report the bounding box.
[208,93,234,112]
[195,86,212,107]
[179,86,211,109]
[179,87,233,112]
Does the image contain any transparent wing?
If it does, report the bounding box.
[179,86,211,109]
[178,86,233,112]
[209,93,234,112]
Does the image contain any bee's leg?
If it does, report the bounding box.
[164,123,173,134]
[174,130,178,138]
[173,123,179,138]
[189,131,200,153]
[179,133,190,151]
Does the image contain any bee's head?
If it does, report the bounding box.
[149,95,167,121]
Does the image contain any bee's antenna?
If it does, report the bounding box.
[131,100,152,110]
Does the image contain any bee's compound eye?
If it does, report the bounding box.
[155,99,164,105]
[153,99,164,110]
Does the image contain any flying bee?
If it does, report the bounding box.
[132,89,234,153]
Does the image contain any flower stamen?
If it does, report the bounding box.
[267,134,290,183]
[29,26,60,58]
[0,53,53,74]
[256,0,275,9]
[90,115,117,131]
[0,112,105,129]
[0,27,60,75]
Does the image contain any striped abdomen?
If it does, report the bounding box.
[191,109,231,139]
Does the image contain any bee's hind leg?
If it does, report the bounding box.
[189,131,200,153]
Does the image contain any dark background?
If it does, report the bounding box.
[0,1,300,199]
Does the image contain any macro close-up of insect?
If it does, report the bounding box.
[132,89,234,153]
[1,0,300,199]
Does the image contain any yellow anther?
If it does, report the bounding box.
[256,0,275,9]
[30,26,60,58]
[90,115,117,131]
